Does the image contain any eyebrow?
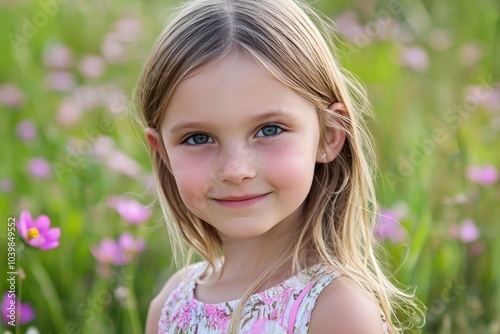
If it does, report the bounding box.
[168,110,296,135]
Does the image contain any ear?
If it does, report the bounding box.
[316,102,347,163]
[145,127,171,171]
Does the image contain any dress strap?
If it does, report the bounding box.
[289,269,339,332]
[287,281,315,334]
[187,262,206,280]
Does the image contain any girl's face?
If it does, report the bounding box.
[157,53,325,241]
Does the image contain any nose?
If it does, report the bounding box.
[217,147,256,184]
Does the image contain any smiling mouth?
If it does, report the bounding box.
[214,193,269,208]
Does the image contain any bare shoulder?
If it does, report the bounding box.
[308,276,387,334]
[145,264,197,334]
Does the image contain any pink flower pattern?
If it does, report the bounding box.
[203,304,228,329]
[158,263,391,333]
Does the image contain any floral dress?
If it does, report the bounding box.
[158,262,390,333]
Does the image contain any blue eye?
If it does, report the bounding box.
[256,125,283,137]
[185,134,214,145]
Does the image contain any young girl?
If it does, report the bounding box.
[138,0,420,332]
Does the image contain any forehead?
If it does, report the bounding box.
[161,53,316,131]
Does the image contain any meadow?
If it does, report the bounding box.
[1,0,499,333]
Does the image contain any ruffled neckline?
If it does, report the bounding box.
[187,263,328,308]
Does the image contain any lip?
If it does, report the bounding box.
[213,193,269,208]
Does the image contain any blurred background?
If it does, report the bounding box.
[0,0,498,333]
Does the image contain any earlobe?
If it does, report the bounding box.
[145,127,171,170]
[316,102,347,163]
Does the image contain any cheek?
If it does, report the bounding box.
[169,154,212,212]
[263,140,317,193]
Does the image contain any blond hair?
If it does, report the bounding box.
[137,0,422,332]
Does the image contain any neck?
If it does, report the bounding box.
[216,217,299,288]
[193,209,312,303]
[194,233,294,304]
[225,237,283,270]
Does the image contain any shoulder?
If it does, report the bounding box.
[145,263,200,334]
[308,276,387,334]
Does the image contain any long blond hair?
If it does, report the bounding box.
[137,0,421,332]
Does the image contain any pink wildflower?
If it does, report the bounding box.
[481,87,500,113]
[464,85,498,111]
[399,46,429,72]
[102,36,126,63]
[1,179,13,193]
[57,97,84,126]
[1,293,35,326]
[449,219,480,243]
[466,164,499,186]
[78,55,105,78]
[374,209,407,243]
[45,71,76,92]
[91,238,124,265]
[0,83,25,109]
[108,196,151,224]
[27,157,52,179]
[43,44,73,69]
[104,151,142,177]
[334,11,364,45]
[71,85,104,111]
[92,136,115,157]
[118,232,145,262]
[91,137,143,177]
[101,17,142,63]
[16,119,37,141]
[111,17,143,42]
[92,234,144,267]
[16,211,60,250]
